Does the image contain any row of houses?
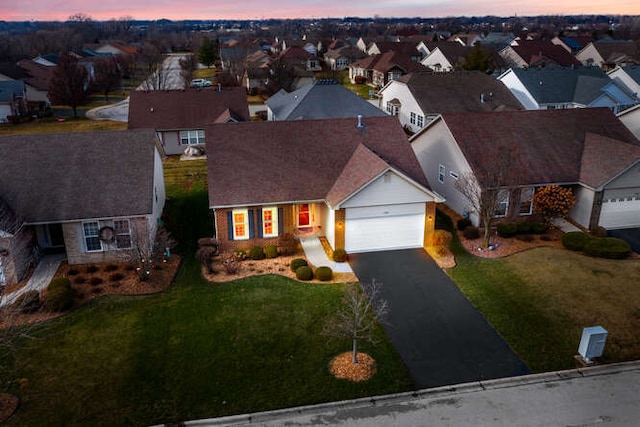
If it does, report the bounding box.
[2,77,640,286]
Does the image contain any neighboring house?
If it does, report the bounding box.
[265,79,386,121]
[498,66,639,113]
[479,32,517,51]
[618,103,640,139]
[243,50,272,94]
[91,41,139,56]
[420,43,474,72]
[448,32,483,47]
[324,46,367,71]
[349,51,428,87]
[14,60,52,108]
[206,116,444,254]
[32,54,59,67]
[0,80,27,123]
[366,41,422,62]
[0,130,166,286]
[576,40,640,70]
[551,36,593,54]
[278,46,322,72]
[608,65,640,97]
[499,41,582,68]
[127,88,250,155]
[377,71,523,133]
[410,108,640,231]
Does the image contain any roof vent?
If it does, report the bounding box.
[150,107,154,112]
[218,83,222,92]
[357,114,364,128]
[480,93,485,103]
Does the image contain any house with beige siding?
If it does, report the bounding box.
[206,116,444,254]
[410,108,640,231]
[0,130,166,286]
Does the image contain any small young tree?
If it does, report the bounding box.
[455,144,521,248]
[48,52,91,117]
[532,185,577,225]
[323,279,389,364]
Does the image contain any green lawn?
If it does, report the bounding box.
[442,213,640,373]
[0,156,412,425]
[0,117,126,135]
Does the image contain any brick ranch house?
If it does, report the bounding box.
[0,130,165,286]
[206,116,444,254]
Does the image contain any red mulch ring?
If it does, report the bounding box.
[329,352,377,382]
[0,393,19,422]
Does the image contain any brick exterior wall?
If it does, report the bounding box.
[63,217,149,265]
[214,205,298,253]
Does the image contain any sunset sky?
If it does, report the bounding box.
[2,0,640,21]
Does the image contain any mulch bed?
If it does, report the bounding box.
[329,352,377,382]
[1,256,181,328]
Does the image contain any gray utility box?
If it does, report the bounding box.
[578,326,608,361]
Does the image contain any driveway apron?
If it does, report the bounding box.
[608,228,640,254]
[349,248,529,389]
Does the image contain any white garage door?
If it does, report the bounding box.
[599,197,640,229]
[345,204,425,253]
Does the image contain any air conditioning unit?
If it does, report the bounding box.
[578,326,608,363]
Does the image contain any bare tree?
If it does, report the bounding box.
[92,57,121,101]
[138,43,170,90]
[179,54,197,89]
[323,279,389,364]
[455,144,521,248]
[124,224,175,282]
[48,52,92,117]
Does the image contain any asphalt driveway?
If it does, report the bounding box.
[349,248,529,389]
[608,228,640,254]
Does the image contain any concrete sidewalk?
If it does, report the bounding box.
[181,361,640,426]
[1,254,65,307]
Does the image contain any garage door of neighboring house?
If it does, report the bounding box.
[345,203,425,253]
[599,197,640,229]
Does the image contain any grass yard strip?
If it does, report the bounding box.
[0,117,126,135]
[2,266,411,426]
[442,210,640,372]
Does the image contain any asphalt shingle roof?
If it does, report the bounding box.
[509,67,611,104]
[206,116,430,208]
[0,130,158,223]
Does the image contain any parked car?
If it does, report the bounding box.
[190,78,212,88]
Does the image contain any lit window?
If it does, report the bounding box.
[232,209,248,240]
[262,207,278,238]
[83,222,101,252]
[438,164,445,183]
[179,129,205,145]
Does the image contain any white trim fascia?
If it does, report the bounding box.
[210,199,326,210]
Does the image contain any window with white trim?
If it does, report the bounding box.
[495,190,510,217]
[386,102,399,116]
[232,209,249,240]
[114,219,132,249]
[262,207,278,238]
[449,171,459,180]
[410,112,417,125]
[416,114,424,128]
[83,222,101,252]
[179,129,205,145]
[519,187,535,215]
[438,164,445,183]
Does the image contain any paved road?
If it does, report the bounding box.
[183,361,640,427]
[86,53,189,122]
[349,248,529,389]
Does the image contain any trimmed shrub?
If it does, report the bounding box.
[67,268,79,276]
[590,226,608,238]
[315,266,333,281]
[11,290,41,313]
[223,257,240,274]
[584,237,631,259]
[264,245,278,259]
[497,222,518,238]
[295,266,313,281]
[109,273,125,282]
[333,249,348,262]
[48,277,71,292]
[462,226,480,240]
[531,222,548,235]
[44,286,74,312]
[233,249,247,261]
[456,218,472,231]
[516,221,533,234]
[248,246,265,260]
[562,231,592,251]
[85,265,99,274]
[90,277,104,286]
[290,258,308,272]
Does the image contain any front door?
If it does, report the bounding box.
[48,224,65,247]
[298,204,311,227]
